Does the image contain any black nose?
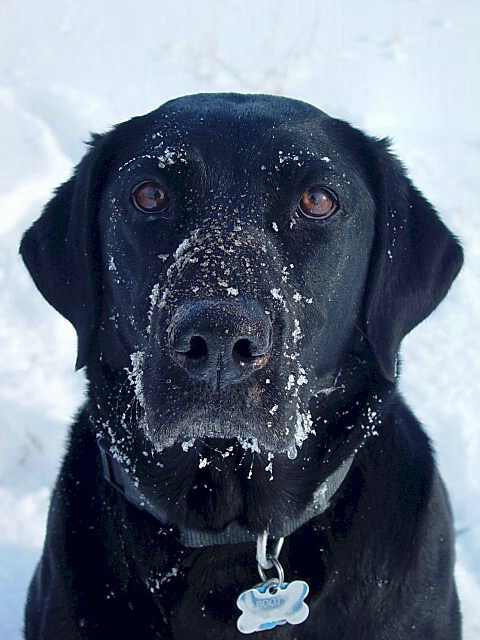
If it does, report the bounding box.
[167,300,272,388]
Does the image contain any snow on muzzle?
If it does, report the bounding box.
[167,299,273,390]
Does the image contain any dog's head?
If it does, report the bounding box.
[20,94,462,527]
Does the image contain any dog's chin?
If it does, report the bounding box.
[140,404,315,460]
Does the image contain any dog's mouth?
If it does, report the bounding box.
[142,385,314,461]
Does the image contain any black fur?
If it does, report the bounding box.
[21,94,463,639]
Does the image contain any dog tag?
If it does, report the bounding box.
[236,578,309,634]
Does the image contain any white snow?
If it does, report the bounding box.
[1,0,479,637]
[128,351,146,408]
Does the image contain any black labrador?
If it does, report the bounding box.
[21,93,463,639]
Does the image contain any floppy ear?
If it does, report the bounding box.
[20,134,108,370]
[361,138,463,381]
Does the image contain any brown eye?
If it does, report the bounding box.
[132,181,171,213]
[297,186,338,220]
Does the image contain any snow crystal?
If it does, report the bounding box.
[157,147,182,169]
[286,444,298,460]
[240,437,261,454]
[297,373,308,386]
[294,410,315,449]
[181,439,196,452]
[270,288,288,311]
[264,452,275,481]
[286,374,296,391]
[292,319,303,344]
[149,283,161,311]
[278,151,301,165]
[128,351,145,408]
[146,567,179,593]
[173,231,200,261]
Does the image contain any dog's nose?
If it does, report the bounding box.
[167,301,272,388]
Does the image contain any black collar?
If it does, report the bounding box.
[98,438,354,547]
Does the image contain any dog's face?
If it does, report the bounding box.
[96,95,376,457]
[21,94,462,531]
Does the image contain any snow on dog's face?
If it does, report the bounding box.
[96,94,376,458]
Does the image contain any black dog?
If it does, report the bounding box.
[21,94,463,639]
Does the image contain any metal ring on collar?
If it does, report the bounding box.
[257,555,285,584]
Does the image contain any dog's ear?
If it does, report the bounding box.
[360,137,463,381]
[20,134,108,370]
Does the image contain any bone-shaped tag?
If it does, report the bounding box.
[236,578,309,634]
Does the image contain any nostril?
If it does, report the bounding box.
[232,338,254,364]
[185,336,208,360]
[232,337,271,366]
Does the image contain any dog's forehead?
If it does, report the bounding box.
[117,93,336,167]
[151,92,329,132]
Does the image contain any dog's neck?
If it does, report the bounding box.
[98,438,355,547]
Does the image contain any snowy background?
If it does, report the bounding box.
[1,0,479,637]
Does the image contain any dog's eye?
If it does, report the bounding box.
[132,181,171,214]
[297,186,338,220]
